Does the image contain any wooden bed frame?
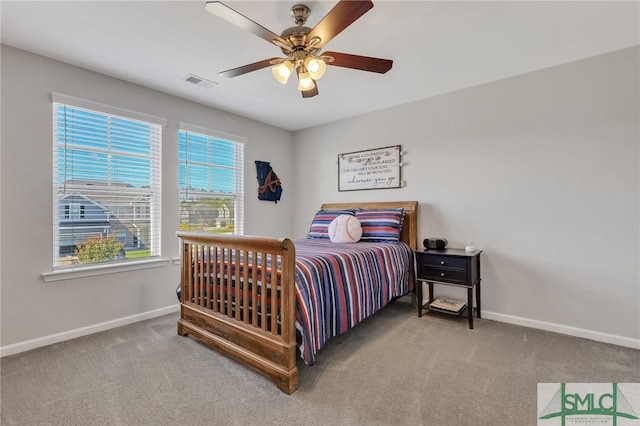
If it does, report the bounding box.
[177,201,418,394]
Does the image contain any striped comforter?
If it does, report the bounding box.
[293,239,415,365]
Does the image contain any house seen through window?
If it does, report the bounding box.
[179,126,245,235]
[52,94,163,268]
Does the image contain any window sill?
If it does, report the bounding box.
[41,258,172,282]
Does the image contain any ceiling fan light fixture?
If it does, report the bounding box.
[304,56,326,80]
[272,60,294,84]
[297,69,315,91]
[208,1,393,98]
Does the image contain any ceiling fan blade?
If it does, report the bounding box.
[218,58,281,78]
[204,1,290,49]
[307,0,374,48]
[323,51,393,74]
[301,83,319,98]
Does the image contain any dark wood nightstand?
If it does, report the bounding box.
[415,248,482,329]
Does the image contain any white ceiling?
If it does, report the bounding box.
[1,1,638,131]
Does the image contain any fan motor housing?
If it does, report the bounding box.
[281,26,311,45]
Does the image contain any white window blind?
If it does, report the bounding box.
[52,94,164,268]
[179,124,245,235]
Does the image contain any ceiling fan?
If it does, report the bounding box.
[204,1,393,98]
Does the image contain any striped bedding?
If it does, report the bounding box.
[181,239,414,366]
[293,239,415,365]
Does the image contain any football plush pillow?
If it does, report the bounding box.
[328,215,362,243]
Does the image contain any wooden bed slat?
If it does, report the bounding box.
[251,251,258,327]
[261,252,267,332]
[271,254,278,333]
[242,250,249,324]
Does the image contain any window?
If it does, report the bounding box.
[52,93,164,268]
[66,203,85,220]
[179,124,245,235]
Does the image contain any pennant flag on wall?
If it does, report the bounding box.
[255,160,283,203]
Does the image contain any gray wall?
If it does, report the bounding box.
[291,47,640,345]
[1,44,638,354]
[0,45,294,352]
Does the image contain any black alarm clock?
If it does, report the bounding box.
[423,238,448,249]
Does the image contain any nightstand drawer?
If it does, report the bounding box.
[418,266,468,284]
[416,254,467,270]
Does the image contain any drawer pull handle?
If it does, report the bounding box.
[440,261,445,265]
[440,272,445,277]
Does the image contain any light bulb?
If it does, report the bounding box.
[271,61,293,84]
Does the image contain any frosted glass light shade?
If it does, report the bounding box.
[272,61,294,84]
[304,57,326,80]
[297,71,315,91]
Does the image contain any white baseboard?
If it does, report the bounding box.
[482,310,640,350]
[3,305,637,357]
[0,304,180,358]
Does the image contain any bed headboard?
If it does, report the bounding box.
[320,201,419,251]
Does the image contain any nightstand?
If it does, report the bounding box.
[415,249,482,329]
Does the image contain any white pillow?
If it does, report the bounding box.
[328,214,362,243]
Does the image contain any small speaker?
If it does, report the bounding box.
[424,238,448,250]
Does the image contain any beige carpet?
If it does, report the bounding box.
[2,298,638,425]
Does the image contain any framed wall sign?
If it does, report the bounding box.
[338,145,401,191]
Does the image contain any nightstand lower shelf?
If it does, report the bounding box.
[415,249,482,329]
[418,281,481,328]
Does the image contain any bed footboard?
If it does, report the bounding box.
[176,231,298,394]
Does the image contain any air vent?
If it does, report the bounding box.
[184,74,218,89]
